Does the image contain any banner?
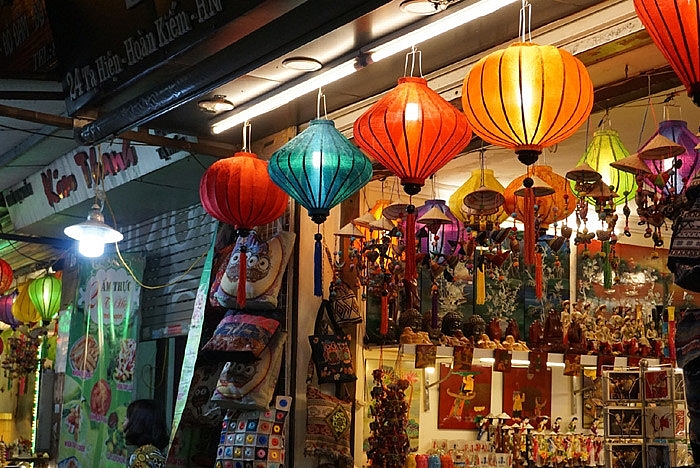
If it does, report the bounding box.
[57,253,145,468]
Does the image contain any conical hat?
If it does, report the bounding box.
[638,134,684,160]
[610,153,652,174]
[565,161,602,184]
[513,175,555,197]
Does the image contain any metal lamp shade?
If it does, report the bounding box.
[199,151,289,233]
[575,129,637,205]
[639,121,700,195]
[28,275,62,324]
[462,42,594,166]
[0,292,19,329]
[633,0,700,106]
[269,119,372,224]
[354,76,472,196]
[0,259,12,295]
[504,166,575,226]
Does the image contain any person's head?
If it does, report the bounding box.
[123,399,170,451]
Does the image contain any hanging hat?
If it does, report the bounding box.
[335,222,365,238]
[610,153,652,174]
[513,175,555,197]
[565,161,602,184]
[637,134,685,160]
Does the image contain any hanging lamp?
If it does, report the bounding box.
[448,168,508,228]
[269,91,373,296]
[199,122,289,307]
[0,259,12,295]
[462,2,593,166]
[633,0,700,106]
[27,274,62,325]
[354,48,472,280]
[64,203,124,258]
[0,292,19,329]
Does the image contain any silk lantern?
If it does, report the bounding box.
[416,200,459,261]
[12,282,39,324]
[633,0,700,106]
[354,76,472,280]
[269,118,373,296]
[0,292,19,329]
[28,274,62,325]
[448,169,508,227]
[0,259,12,295]
[462,42,594,166]
[200,150,289,307]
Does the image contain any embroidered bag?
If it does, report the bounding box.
[308,300,356,384]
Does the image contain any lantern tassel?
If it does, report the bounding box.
[602,240,613,289]
[523,186,536,266]
[405,204,417,280]
[535,250,543,300]
[314,233,323,297]
[431,284,439,329]
[380,291,389,335]
[476,264,486,305]
[237,245,247,308]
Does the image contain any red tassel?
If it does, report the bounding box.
[405,206,417,280]
[535,251,543,300]
[523,187,536,266]
[237,246,247,308]
[380,292,389,335]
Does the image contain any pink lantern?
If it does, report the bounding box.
[0,291,19,329]
[416,200,459,262]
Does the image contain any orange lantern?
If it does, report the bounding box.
[462,42,594,166]
[504,166,574,227]
[633,0,700,106]
[354,76,472,280]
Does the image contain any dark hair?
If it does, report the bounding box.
[124,399,170,451]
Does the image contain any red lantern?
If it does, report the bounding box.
[354,76,472,280]
[0,259,12,295]
[634,0,700,106]
[199,151,289,307]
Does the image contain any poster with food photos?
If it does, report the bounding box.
[58,254,145,468]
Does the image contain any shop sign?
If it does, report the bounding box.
[0,0,57,76]
[3,136,194,230]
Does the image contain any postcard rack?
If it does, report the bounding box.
[601,360,690,468]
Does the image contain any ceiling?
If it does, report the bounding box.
[0,0,697,275]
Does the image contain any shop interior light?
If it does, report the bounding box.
[197,95,234,113]
[210,0,517,134]
[64,203,123,258]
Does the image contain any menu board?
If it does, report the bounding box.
[57,253,145,468]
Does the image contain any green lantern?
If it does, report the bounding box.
[28,274,62,325]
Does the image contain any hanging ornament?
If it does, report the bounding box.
[199,122,289,307]
[0,291,19,329]
[27,274,62,325]
[633,0,700,106]
[270,92,373,296]
[0,259,12,295]
[354,48,472,280]
[416,200,459,262]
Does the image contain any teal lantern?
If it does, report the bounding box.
[269,118,373,296]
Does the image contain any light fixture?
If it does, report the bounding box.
[197,95,234,113]
[64,203,124,258]
[210,0,518,134]
[281,56,322,71]
[399,0,444,15]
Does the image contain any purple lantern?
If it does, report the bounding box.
[642,120,700,195]
[416,199,459,262]
[0,291,19,329]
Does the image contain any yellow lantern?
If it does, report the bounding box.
[12,282,40,324]
[448,169,508,225]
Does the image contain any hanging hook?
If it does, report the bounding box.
[404,45,423,78]
[519,0,532,43]
[479,148,487,187]
[242,121,252,152]
[316,88,328,120]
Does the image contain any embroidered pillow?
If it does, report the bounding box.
[202,310,281,359]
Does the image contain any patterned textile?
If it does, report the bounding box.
[304,384,352,463]
[128,444,166,468]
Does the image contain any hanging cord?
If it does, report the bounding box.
[519,0,532,43]
[404,46,423,78]
[316,87,328,120]
[242,121,252,152]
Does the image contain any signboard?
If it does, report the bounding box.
[3,137,193,229]
[0,0,57,76]
[57,253,145,468]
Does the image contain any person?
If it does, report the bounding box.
[123,399,170,468]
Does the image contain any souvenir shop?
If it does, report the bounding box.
[1,1,700,468]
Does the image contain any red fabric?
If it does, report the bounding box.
[404,211,417,280]
[354,77,472,191]
[237,248,247,308]
[523,187,536,266]
[199,151,288,229]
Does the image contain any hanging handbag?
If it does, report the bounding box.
[329,280,362,325]
[308,300,357,384]
[668,195,700,293]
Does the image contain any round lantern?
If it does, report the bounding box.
[576,129,637,206]
[504,166,575,227]
[0,292,19,329]
[0,259,12,295]
[269,118,373,296]
[12,282,39,324]
[354,75,472,280]
[633,0,700,106]
[462,42,594,165]
[28,274,62,325]
[199,151,289,307]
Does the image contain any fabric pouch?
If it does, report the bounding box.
[308,300,356,384]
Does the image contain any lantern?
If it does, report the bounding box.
[12,282,39,324]
[269,118,373,296]
[200,149,289,307]
[0,259,12,295]
[354,76,472,280]
[0,292,19,329]
[416,200,459,261]
[633,0,700,106]
[462,42,594,166]
[28,274,62,325]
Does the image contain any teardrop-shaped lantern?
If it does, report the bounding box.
[633,0,700,106]
[462,42,594,166]
[639,121,700,195]
[354,75,472,280]
[200,150,289,307]
[12,282,39,324]
[0,259,12,295]
[448,169,508,224]
[269,118,373,296]
[28,274,62,325]
[416,200,459,261]
[0,292,19,329]
[576,129,637,205]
